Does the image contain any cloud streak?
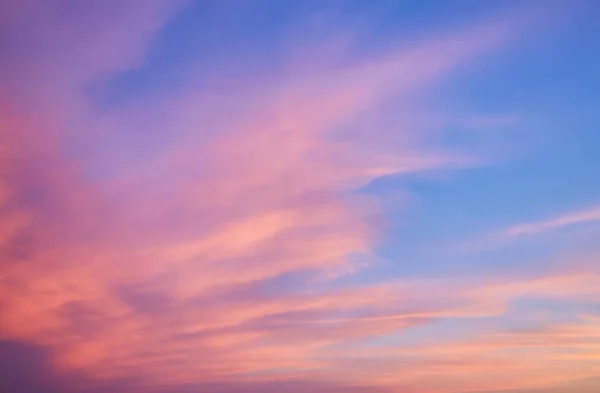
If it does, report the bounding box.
[502,203,600,238]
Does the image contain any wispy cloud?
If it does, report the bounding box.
[455,202,600,255]
[501,203,600,238]
[0,2,590,393]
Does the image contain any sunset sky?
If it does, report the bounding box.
[1,1,600,392]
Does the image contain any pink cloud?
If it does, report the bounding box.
[0,3,585,393]
[502,204,600,238]
[455,202,600,254]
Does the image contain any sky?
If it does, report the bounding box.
[1,1,600,392]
